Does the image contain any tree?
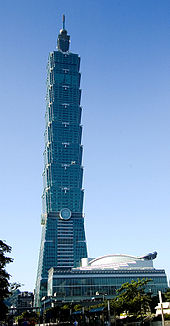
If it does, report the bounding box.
[149,294,159,314]
[60,304,71,321]
[0,240,13,321]
[164,288,170,302]
[116,278,152,320]
[15,311,39,326]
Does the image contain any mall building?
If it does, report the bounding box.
[44,252,168,304]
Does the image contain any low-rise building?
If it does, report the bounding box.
[46,252,168,304]
[17,292,34,310]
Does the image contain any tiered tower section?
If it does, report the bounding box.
[35,17,87,306]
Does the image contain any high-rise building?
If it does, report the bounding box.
[35,16,87,306]
[35,16,168,309]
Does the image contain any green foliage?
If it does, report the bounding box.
[0,240,13,321]
[109,297,122,315]
[15,311,39,325]
[44,306,61,323]
[164,314,170,320]
[74,304,83,311]
[116,278,152,319]
[9,282,23,292]
[164,288,170,302]
[149,294,159,313]
[61,303,70,310]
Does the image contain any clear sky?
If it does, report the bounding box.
[0,0,169,291]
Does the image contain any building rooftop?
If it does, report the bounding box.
[78,252,157,270]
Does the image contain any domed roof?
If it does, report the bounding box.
[89,254,139,266]
[79,253,156,270]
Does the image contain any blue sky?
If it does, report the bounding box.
[0,0,169,291]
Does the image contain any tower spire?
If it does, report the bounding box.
[57,14,70,52]
[63,14,65,30]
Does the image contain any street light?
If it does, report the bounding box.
[41,297,46,326]
[107,300,111,326]
[159,291,165,326]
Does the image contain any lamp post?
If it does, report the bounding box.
[41,297,46,326]
[107,300,111,326]
[82,306,85,325]
[159,291,165,326]
[38,307,41,326]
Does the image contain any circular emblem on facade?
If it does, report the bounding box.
[59,208,71,220]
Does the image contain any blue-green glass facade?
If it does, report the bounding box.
[35,24,87,306]
[47,268,168,301]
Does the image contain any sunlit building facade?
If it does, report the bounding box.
[35,17,168,307]
[35,17,87,306]
[47,253,168,302]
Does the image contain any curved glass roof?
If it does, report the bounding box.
[79,253,156,270]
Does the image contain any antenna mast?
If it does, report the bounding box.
[63,14,65,30]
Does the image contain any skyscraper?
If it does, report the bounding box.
[35,16,87,306]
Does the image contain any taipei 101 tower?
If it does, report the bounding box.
[35,16,87,305]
